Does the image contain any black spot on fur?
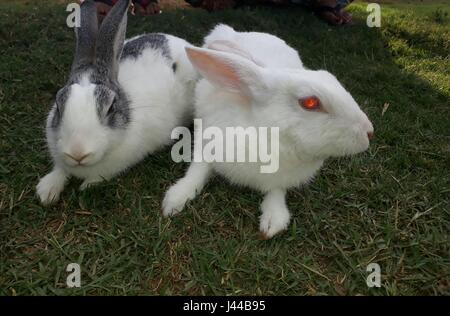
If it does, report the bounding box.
[172,62,177,73]
[121,33,171,60]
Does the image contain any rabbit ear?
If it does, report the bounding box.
[95,0,130,79]
[71,0,98,74]
[185,47,265,100]
[207,40,265,67]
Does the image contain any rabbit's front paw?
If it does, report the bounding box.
[36,169,68,205]
[259,190,290,239]
[162,182,195,217]
[259,209,290,239]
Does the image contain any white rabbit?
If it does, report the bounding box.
[162,24,374,238]
[36,0,197,205]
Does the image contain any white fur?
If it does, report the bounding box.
[37,35,197,205]
[203,24,303,69]
[259,189,291,239]
[163,25,374,238]
[36,168,68,206]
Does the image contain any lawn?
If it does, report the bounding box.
[0,0,449,295]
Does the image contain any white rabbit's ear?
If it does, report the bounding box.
[185,47,265,99]
[206,40,265,67]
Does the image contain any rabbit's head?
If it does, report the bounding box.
[186,46,373,160]
[48,0,131,168]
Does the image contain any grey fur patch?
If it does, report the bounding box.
[91,68,131,129]
[51,86,71,128]
[67,64,93,85]
[121,34,171,60]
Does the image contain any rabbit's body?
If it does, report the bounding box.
[163,25,374,238]
[194,79,323,192]
[211,150,322,193]
[37,0,197,204]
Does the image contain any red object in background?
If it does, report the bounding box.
[93,0,158,10]
[92,0,161,19]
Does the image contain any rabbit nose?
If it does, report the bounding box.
[367,132,374,140]
[64,152,91,164]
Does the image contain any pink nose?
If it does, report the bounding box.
[64,152,91,164]
[367,132,374,140]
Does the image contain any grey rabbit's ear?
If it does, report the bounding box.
[95,0,130,80]
[71,0,98,74]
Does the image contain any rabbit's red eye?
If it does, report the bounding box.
[299,96,321,111]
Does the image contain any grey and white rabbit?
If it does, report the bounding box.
[37,0,197,204]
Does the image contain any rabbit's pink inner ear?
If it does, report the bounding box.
[186,48,247,95]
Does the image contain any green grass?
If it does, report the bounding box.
[0,0,449,295]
